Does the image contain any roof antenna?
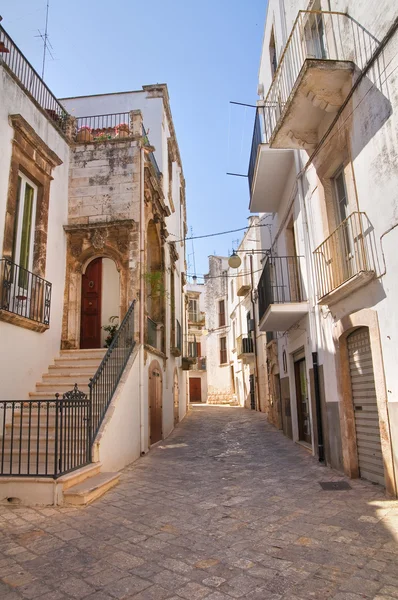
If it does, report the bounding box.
[35,0,54,79]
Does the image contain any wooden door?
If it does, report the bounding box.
[348,328,385,486]
[173,371,179,426]
[189,377,201,403]
[81,258,102,349]
[149,362,162,444]
[294,358,312,444]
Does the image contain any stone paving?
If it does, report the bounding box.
[0,406,398,600]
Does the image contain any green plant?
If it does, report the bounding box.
[102,315,119,347]
[144,270,168,299]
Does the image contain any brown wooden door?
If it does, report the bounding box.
[294,358,312,444]
[81,258,102,349]
[189,377,201,403]
[149,362,162,444]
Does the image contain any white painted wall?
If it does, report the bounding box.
[0,67,70,401]
[101,258,120,347]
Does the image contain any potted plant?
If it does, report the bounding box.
[94,130,112,141]
[115,123,130,138]
[102,316,119,347]
[76,126,93,142]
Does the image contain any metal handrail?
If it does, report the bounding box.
[237,335,254,355]
[313,211,376,298]
[75,113,131,141]
[89,301,136,441]
[0,25,69,131]
[0,388,91,478]
[0,258,52,326]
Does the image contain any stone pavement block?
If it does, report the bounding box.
[103,574,152,598]
[58,576,95,599]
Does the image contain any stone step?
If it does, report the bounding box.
[34,382,90,394]
[57,462,101,491]
[63,472,119,506]
[49,364,98,375]
[41,373,90,385]
[60,349,106,359]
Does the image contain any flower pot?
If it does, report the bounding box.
[76,128,93,142]
[117,129,130,138]
[116,124,130,138]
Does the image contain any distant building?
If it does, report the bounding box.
[186,278,207,403]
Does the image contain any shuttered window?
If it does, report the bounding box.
[220,336,227,364]
[218,300,225,327]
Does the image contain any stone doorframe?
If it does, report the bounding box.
[62,222,136,350]
[334,308,397,497]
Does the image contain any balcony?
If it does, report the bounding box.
[237,272,251,296]
[188,310,205,325]
[237,335,254,363]
[248,106,294,213]
[0,258,52,332]
[146,316,164,352]
[313,212,376,305]
[0,25,69,134]
[257,11,378,151]
[196,357,207,371]
[257,256,308,332]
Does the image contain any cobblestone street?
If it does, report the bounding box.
[0,406,397,600]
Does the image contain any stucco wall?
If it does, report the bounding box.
[0,67,70,401]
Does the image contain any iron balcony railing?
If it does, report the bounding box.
[176,319,182,352]
[89,301,135,440]
[142,125,161,177]
[197,357,206,371]
[0,258,52,326]
[237,335,254,356]
[253,11,379,153]
[74,113,131,142]
[0,25,69,132]
[146,316,159,349]
[248,105,278,192]
[258,255,306,322]
[0,386,91,478]
[313,212,376,299]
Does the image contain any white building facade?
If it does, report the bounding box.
[0,24,188,504]
[249,0,398,496]
[186,279,207,403]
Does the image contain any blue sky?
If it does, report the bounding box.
[3,0,267,278]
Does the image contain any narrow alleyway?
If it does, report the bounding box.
[1,407,397,600]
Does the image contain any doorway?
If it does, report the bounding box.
[294,357,312,444]
[347,328,385,486]
[173,370,179,426]
[189,377,202,403]
[149,360,162,445]
[81,257,102,349]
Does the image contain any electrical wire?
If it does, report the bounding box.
[169,219,272,244]
[187,267,264,280]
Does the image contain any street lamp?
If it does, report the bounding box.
[228,250,242,269]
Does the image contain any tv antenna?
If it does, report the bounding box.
[35,0,54,79]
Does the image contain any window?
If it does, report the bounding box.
[220,336,227,364]
[188,340,197,358]
[333,168,349,225]
[189,298,198,322]
[230,280,234,302]
[269,28,277,77]
[218,299,225,327]
[13,173,38,287]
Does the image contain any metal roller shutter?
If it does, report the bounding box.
[347,328,385,486]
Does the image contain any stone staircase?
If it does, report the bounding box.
[207,392,240,406]
[0,348,120,506]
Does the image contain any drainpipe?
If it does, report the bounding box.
[294,152,325,462]
[139,143,146,455]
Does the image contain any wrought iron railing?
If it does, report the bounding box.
[258,11,379,145]
[248,105,278,191]
[74,113,131,142]
[237,335,254,356]
[89,301,135,440]
[0,386,91,478]
[313,212,376,299]
[0,258,52,326]
[258,255,306,321]
[0,25,69,132]
[142,125,161,177]
[176,319,182,351]
[197,357,206,371]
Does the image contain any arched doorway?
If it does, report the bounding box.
[149,360,162,445]
[80,257,120,349]
[173,370,179,425]
[347,327,385,486]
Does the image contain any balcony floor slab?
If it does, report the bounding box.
[270,59,355,150]
[259,302,309,332]
[249,146,295,213]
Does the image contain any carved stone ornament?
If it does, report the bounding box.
[91,228,108,250]
[70,243,82,258]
